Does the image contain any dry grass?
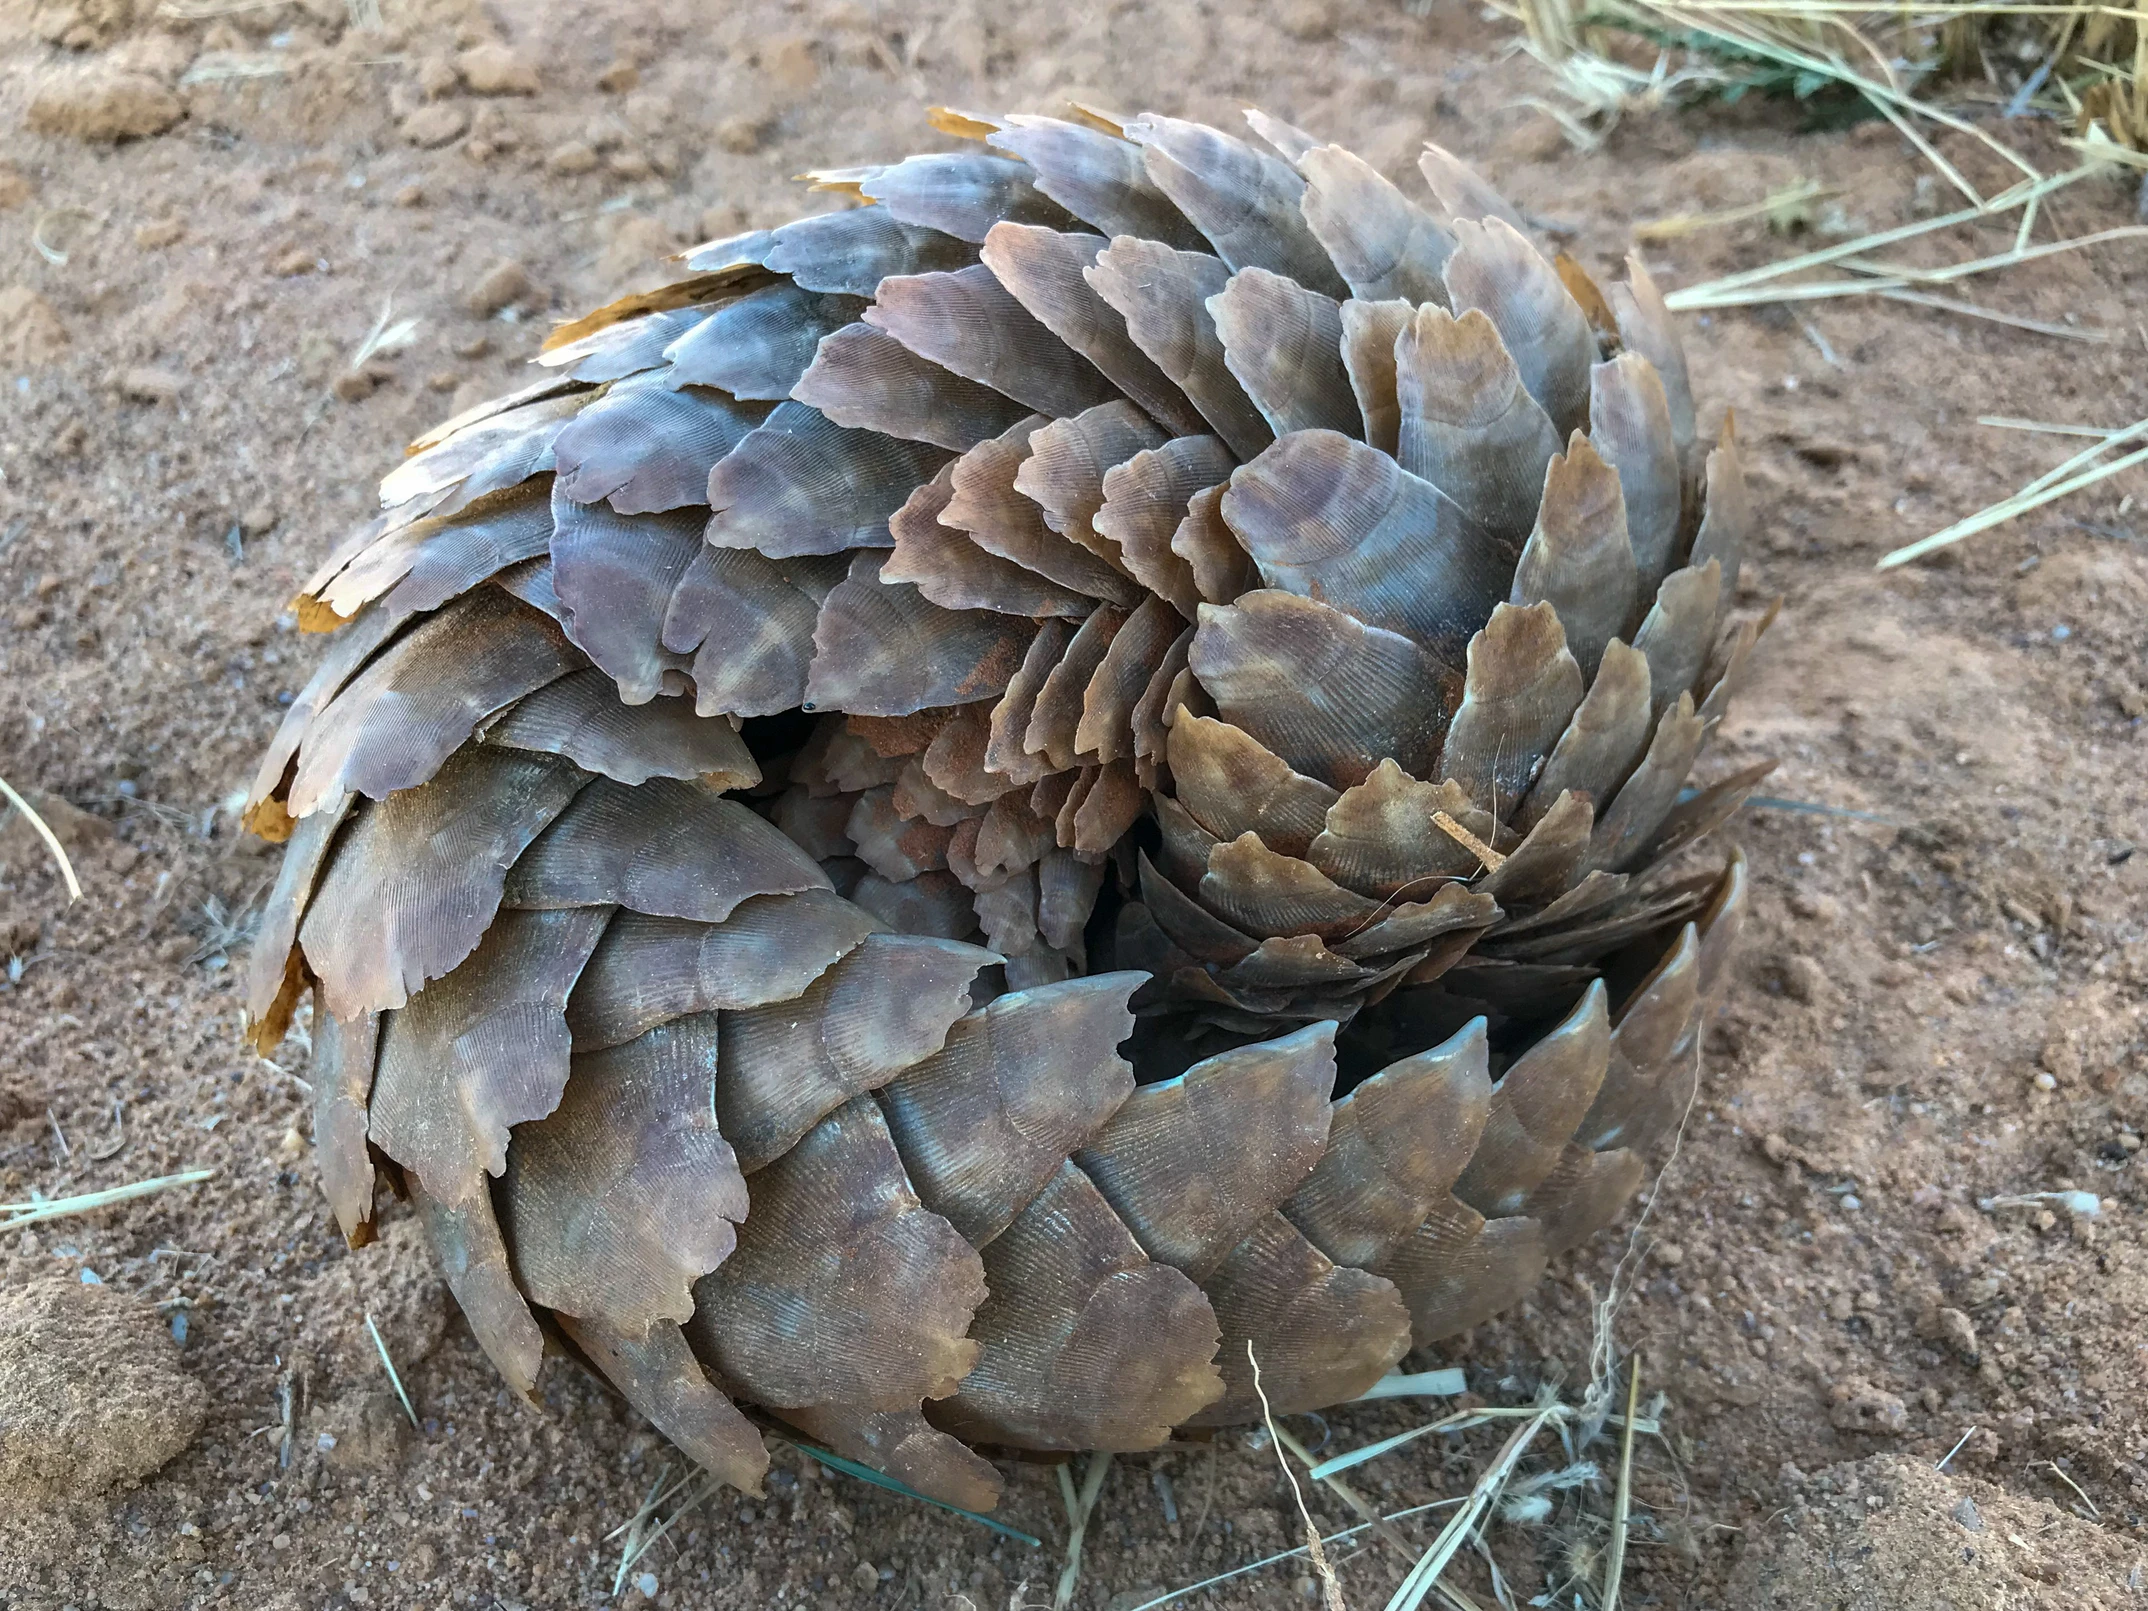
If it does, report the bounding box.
[0,776,84,902]
[1507,0,2147,162]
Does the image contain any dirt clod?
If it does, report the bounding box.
[457,41,540,94]
[1731,1457,2137,1609]
[113,365,181,404]
[0,286,68,366]
[465,257,537,316]
[0,1278,206,1506]
[25,67,183,141]
[400,101,468,148]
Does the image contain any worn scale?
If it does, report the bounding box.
[242,105,1768,1509]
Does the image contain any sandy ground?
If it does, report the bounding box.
[1,1,2146,1607]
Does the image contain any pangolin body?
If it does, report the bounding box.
[244,105,1766,1507]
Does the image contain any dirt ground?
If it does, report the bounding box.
[2,0,2146,1606]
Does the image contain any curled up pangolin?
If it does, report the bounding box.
[242,105,1771,1507]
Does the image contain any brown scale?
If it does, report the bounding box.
[242,105,1775,1512]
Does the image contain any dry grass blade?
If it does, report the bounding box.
[1122,1498,1470,1611]
[614,1470,719,1594]
[1054,1451,1113,1611]
[1351,1369,1469,1401]
[1634,180,1833,242]
[364,1311,419,1428]
[0,776,84,902]
[1251,1342,1347,1611]
[1311,1406,1561,1482]
[1879,418,2148,566]
[1599,1356,1642,1609]
[1874,288,2114,342]
[1380,1405,1567,1611]
[1977,416,2129,438]
[0,1168,216,1227]
[350,298,422,369]
[1274,1418,1419,1560]
[1432,811,1507,872]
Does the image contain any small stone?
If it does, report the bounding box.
[1780,954,1827,1004]
[2118,1131,2142,1153]
[851,1562,879,1592]
[1654,1242,1684,1267]
[465,258,534,317]
[715,114,769,155]
[331,368,377,403]
[26,69,184,143]
[400,102,469,148]
[457,42,539,95]
[1950,1496,1983,1532]
[414,55,459,99]
[607,147,654,180]
[1918,1305,1980,1363]
[240,504,277,537]
[1509,113,1570,163]
[0,165,31,210]
[545,139,598,176]
[425,369,460,393]
[134,217,184,249]
[597,61,640,93]
[0,286,69,367]
[452,334,492,360]
[116,366,182,405]
[393,183,426,208]
[1828,1386,1907,1435]
[2038,1038,2082,1082]
[270,247,319,277]
[1787,889,1841,924]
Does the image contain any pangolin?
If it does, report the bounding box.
[243,104,1767,1508]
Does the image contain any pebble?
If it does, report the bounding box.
[851,1562,879,1592]
[240,504,277,536]
[465,258,534,317]
[134,217,185,249]
[717,115,770,155]
[545,140,599,176]
[400,103,469,148]
[270,248,319,277]
[26,68,184,142]
[458,42,540,95]
[115,366,182,405]
[607,148,655,179]
[598,61,640,93]
[1919,1305,1980,1363]
[1780,954,1827,1004]
[415,55,459,99]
